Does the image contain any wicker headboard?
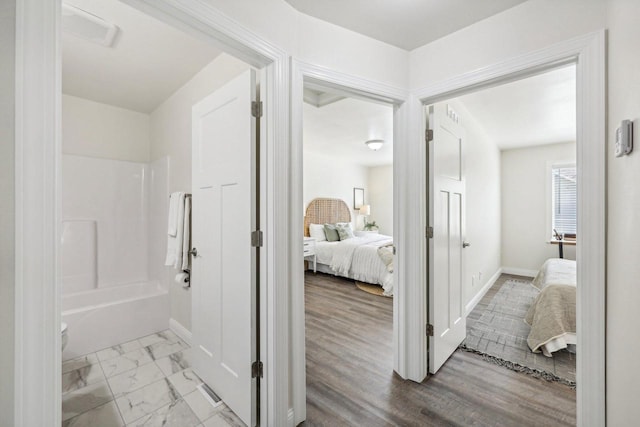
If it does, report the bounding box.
[304,198,351,237]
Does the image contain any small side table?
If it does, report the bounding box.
[303,237,317,273]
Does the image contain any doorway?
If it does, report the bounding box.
[425,65,579,421]
[15,0,289,424]
[300,84,395,423]
[420,36,605,424]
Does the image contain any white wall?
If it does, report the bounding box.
[206,0,409,89]
[303,150,368,230]
[62,94,150,162]
[367,165,393,235]
[448,100,502,306]
[149,53,250,331]
[0,0,15,422]
[501,142,576,272]
[409,0,607,89]
[606,0,640,423]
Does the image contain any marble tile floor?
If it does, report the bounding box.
[62,330,246,427]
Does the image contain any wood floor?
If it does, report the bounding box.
[302,272,576,427]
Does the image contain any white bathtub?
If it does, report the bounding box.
[62,281,169,360]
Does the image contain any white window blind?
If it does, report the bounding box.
[551,165,577,235]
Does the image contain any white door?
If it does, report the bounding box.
[427,103,467,374]
[191,69,258,426]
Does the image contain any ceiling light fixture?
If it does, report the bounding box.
[365,139,384,151]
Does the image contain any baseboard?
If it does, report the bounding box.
[501,266,538,278]
[288,408,295,427]
[169,318,192,346]
[465,268,502,315]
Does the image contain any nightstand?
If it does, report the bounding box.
[303,237,317,273]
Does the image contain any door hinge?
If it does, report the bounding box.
[426,323,434,337]
[251,101,263,118]
[252,360,263,378]
[426,226,434,239]
[426,129,433,142]
[251,230,263,247]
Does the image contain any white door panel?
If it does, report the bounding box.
[428,103,466,374]
[192,69,257,426]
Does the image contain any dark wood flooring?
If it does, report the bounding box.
[302,272,576,427]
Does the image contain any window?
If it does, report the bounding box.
[551,164,577,236]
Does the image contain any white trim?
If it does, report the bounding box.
[417,31,606,426]
[287,408,295,427]
[465,268,502,315]
[14,1,61,425]
[17,0,291,425]
[290,60,410,424]
[169,318,192,346]
[501,267,539,278]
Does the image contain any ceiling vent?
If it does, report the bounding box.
[62,3,119,47]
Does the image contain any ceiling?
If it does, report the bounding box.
[303,96,393,167]
[285,0,527,50]
[454,65,576,150]
[62,0,222,113]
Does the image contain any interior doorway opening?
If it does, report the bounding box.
[300,84,396,424]
[425,64,580,423]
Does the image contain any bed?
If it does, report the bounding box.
[524,258,576,357]
[304,198,394,296]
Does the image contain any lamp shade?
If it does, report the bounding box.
[359,204,370,215]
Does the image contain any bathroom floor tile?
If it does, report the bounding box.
[62,401,124,427]
[108,361,165,398]
[202,407,246,427]
[212,406,246,427]
[155,348,193,376]
[138,330,181,348]
[183,389,223,422]
[144,339,188,361]
[166,368,203,397]
[125,399,200,427]
[62,380,114,421]
[62,363,106,394]
[101,348,154,378]
[62,353,99,374]
[115,378,180,424]
[97,340,142,362]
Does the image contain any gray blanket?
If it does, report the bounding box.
[524,284,576,354]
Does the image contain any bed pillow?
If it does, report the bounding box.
[323,223,340,242]
[308,223,327,241]
[335,222,355,240]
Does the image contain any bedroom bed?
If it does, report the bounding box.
[525,258,577,357]
[304,198,394,296]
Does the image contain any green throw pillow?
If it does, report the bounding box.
[336,223,355,240]
[323,224,340,242]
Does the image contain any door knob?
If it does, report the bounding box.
[462,242,471,248]
[189,247,198,257]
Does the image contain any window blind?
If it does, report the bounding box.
[552,165,577,235]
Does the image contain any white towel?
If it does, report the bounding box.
[181,195,191,271]
[165,192,186,268]
[167,192,182,237]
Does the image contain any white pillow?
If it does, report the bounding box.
[309,223,327,241]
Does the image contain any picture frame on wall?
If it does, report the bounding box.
[353,187,364,210]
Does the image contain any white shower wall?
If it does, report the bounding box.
[61,154,151,292]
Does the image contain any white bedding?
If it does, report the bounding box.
[314,233,394,295]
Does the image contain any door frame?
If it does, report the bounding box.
[290,61,415,424]
[416,31,606,426]
[14,0,290,425]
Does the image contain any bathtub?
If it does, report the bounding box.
[62,281,169,360]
